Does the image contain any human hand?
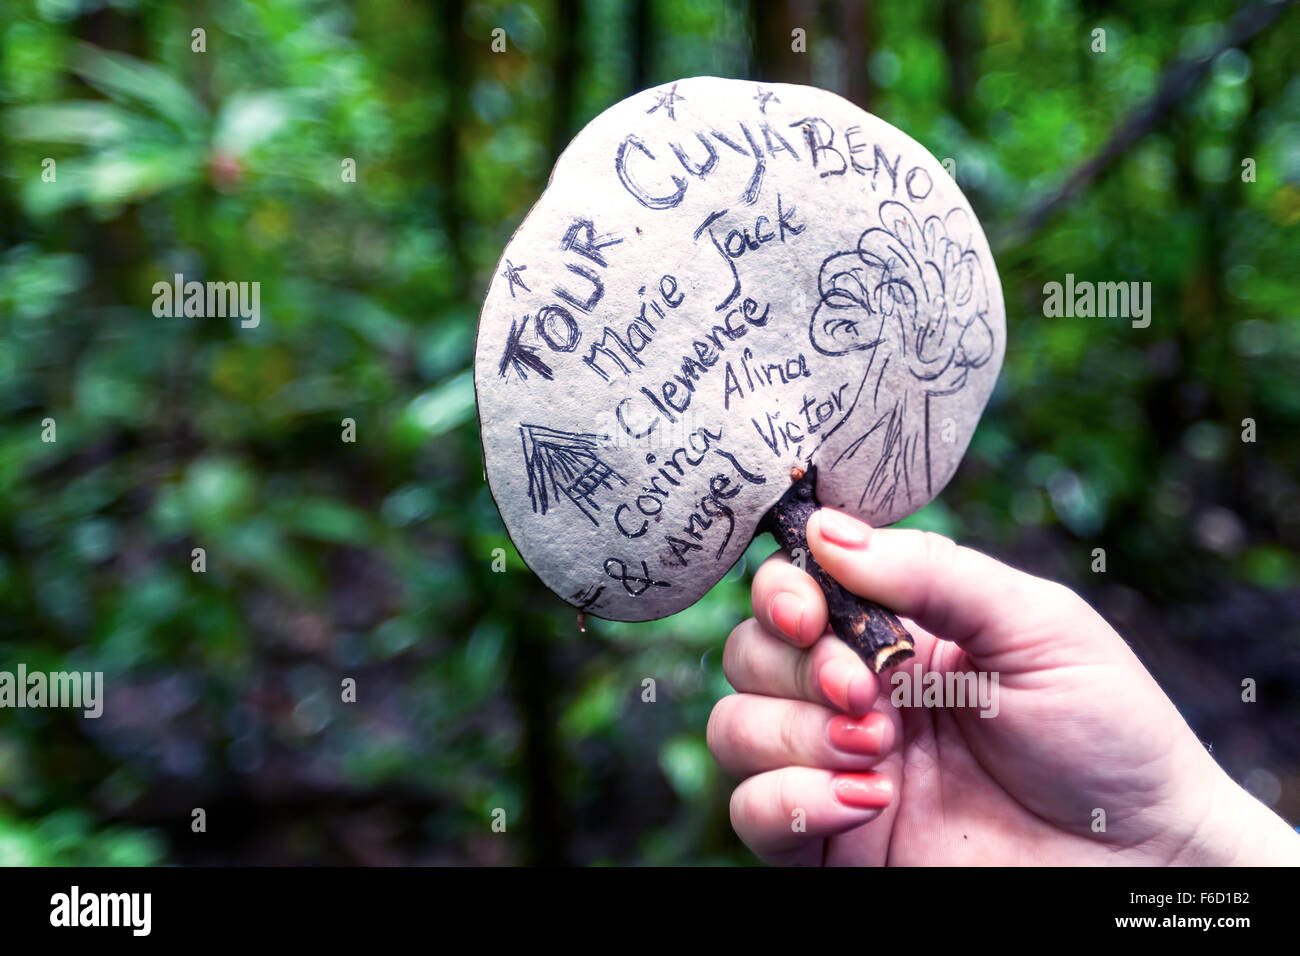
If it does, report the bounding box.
[707,509,1300,865]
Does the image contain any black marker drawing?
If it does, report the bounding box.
[646,83,685,120]
[554,263,605,313]
[554,217,621,314]
[808,200,996,513]
[520,424,627,526]
[559,218,623,266]
[500,259,530,297]
[498,314,554,382]
[753,84,779,114]
[571,583,606,611]
[604,557,671,597]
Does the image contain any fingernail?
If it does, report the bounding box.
[768,591,806,643]
[819,657,855,712]
[828,713,889,756]
[832,773,893,809]
[817,509,870,548]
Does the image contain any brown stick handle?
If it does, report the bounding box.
[759,466,914,673]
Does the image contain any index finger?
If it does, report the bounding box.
[752,549,830,647]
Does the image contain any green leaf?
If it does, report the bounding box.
[212,91,296,156]
[398,370,476,442]
[6,100,141,146]
[70,41,207,132]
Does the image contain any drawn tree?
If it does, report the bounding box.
[809,200,997,514]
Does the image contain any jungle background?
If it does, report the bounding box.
[1,0,1297,865]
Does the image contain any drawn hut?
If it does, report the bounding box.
[519,424,627,527]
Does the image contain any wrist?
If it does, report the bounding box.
[1175,768,1300,866]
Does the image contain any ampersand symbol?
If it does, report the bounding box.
[604,558,670,597]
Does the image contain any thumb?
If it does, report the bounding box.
[806,508,1082,669]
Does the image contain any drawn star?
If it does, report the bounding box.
[754,85,779,114]
[646,83,685,121]
[500,259,530,298]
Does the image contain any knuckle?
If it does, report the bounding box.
[778,704,801,759]
[774,771,800,822]
[709,694,760,763]
[722,619,754,685]
[912,530,958,619]
[1037,578,1084,615]
[705,701,726,757]
[919,530,959,572]
[795,646,819,702]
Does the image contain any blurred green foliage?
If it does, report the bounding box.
[1,0,1297,864]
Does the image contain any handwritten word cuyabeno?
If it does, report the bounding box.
[615,116,935,211]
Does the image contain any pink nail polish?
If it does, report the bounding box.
[828,713,888,756]
[832,773,893,809]
[816,509,870,548]
[768,591,805,643]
